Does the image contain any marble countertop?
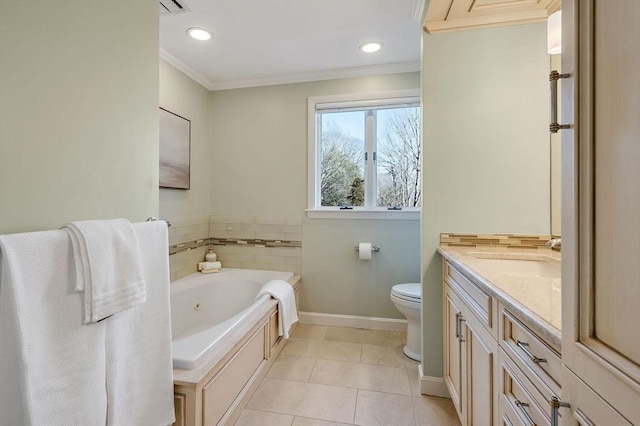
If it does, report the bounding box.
[438,246,562,351]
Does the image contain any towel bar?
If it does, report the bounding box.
[146,217,172,227]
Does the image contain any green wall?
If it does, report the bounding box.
[0,0,159,234]
[421,22,550,377]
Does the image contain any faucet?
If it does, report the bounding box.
[546,238,562,249]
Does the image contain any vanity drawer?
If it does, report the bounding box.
[445,261,496,335]
[500,307,562,397]
[499,349,550,426]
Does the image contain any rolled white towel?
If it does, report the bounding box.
[198,261,221,271]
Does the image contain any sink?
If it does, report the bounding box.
[469,254,560,279]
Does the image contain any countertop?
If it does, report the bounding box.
[438,246,562,351]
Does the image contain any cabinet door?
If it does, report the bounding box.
[561,0,640,424]
[462,313,496,426]
[444,287,464,420]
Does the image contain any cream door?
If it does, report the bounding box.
[461,313,496,426]
[444,286,464,420]
[561,0,640,424]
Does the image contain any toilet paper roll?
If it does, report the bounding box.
[358,243,372,260]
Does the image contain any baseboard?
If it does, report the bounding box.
[418,364,451,398]
[298,311,407,332]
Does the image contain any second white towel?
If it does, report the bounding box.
[255,280,299,339]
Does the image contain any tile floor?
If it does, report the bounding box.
[235,324,461,426]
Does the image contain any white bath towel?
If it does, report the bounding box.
[198,261,222,271]
[256,280,299,339]
[0,230,107,425]
[62,218,146,323]
[105,221,174,426]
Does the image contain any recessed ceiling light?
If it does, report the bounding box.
[360,42,383,53]
[187,27,212,41]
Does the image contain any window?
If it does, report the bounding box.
[307,90,421,219]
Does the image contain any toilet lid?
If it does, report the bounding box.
[392,283,421,300]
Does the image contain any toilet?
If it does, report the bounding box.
[390,283,422,361]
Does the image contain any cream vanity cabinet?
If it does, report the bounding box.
[443,261,498,426]
[498,306,562,426]
[443,258,564,426]
[559,0,640,424]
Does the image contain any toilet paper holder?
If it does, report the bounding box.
[355,244,381,252]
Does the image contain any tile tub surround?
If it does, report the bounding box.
[210,215,302,242]
[438,246,562,351]
[166,214,303,280]
[168,215,211,281]
[236,325,460,426]
[210,215,302,274]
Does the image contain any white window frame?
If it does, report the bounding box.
[307,89,421,220]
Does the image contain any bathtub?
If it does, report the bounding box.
[170,268,294,370]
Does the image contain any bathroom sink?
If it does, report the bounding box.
[469,254,560,279]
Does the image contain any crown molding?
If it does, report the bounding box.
[159,48,419,91]
[208,61,420,90]
[159,48,212,90]
[412,0,426,22]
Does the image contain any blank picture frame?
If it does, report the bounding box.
[159,107,191,189]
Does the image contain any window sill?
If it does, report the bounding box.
[305,208,420,220]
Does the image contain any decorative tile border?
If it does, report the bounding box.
[209,238,302,249]
[169,237,301,256]
[169,238,209,255]
[440,233,552,250]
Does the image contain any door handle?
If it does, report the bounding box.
[549,70,571,133]
[516,340,547,364]
[515,400,535,426]
[550,396,571,426]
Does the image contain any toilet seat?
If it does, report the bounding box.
[391,283,421,302]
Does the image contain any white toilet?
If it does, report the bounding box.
[390,283,422,361]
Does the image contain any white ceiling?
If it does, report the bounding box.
[159,0,424,90]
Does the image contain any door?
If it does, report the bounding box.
[444,286,464,420]
[462,314,496,426]
[561,0,640,424]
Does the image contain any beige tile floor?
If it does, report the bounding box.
[235,324,461,426]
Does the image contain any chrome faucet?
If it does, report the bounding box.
[546,238,562,249]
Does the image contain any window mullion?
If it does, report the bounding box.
[315,113,322,207]
[365,110,376,209]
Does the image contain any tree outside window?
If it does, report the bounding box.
[318,105,421,208]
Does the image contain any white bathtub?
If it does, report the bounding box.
[170,268,294,370]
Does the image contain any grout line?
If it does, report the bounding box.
[307,358,317,383]
[353,389,359,425]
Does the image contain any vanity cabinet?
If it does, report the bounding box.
[443,262,498,426]
[560,1,640,424]
[498,305,562,426]
[443,259,562,426]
